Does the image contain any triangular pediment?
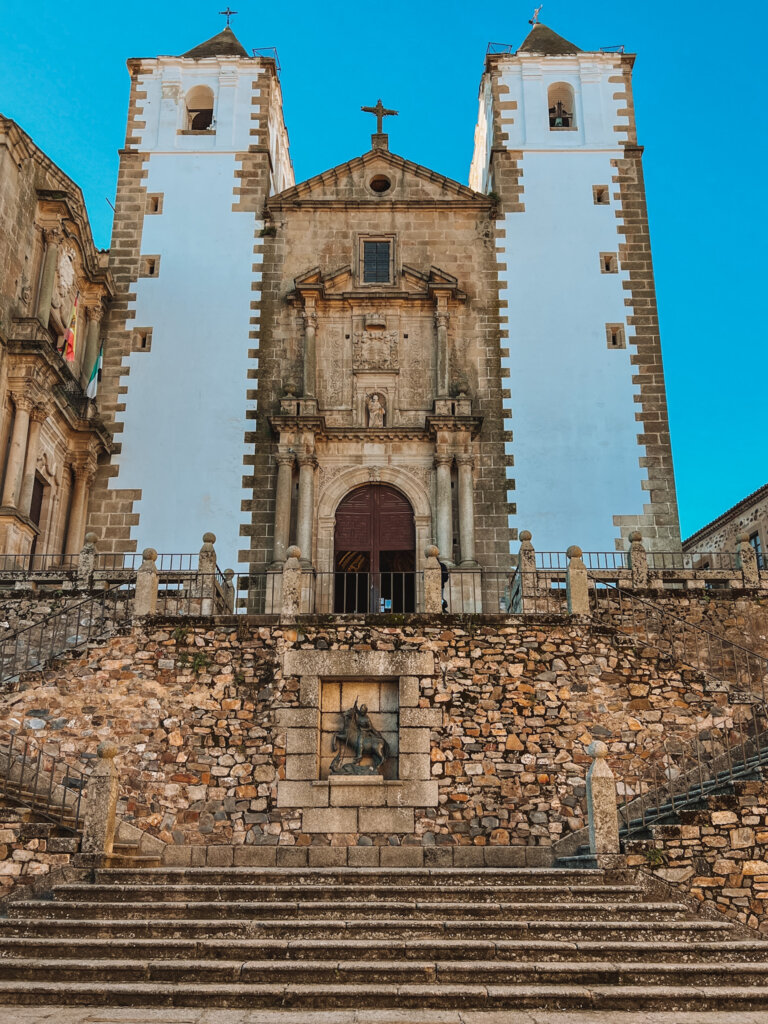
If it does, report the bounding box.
[269,149,489,206]
[289,263,465,303]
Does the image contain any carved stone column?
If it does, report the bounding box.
[1,394,34,509]
[18,405,48,516]
[296,453,317,565]
[434,453,453,566]
[302,311,318,398]
[434,311,450,398]
[456,454,476,565]
[35,229,60,328]
[272,452,295,564]
[65,460,95,556]
[82,301,103,381]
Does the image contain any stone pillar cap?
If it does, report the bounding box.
[566,545,583,559]
[629,531,643,543]
[84,532,98,546]
[519,530,532,543]
[97,740,118,760]
[424,544,440,559]
[142,547,157,562]
[286,545,301,560]
[202,532,216,544]
[587,740,608,759]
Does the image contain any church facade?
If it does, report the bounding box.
[74,21,679,579]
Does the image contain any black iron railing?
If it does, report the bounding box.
[0,735,86,833]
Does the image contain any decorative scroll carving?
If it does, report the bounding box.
[353,330,399,371]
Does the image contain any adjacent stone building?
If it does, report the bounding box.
[684,483,768,570]
[0,116,112,561]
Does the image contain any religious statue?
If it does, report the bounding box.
[366,393,385,428]
[51,246,76,314]
[330,699,389,775]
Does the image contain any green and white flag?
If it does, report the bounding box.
[86,344,102,399]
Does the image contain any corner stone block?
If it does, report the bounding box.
[286,729,318,755]
[400,707,442,728]
[330,782,388,808]
[398,728,431,753]
[358,807,415,833]
[300,675,320,708]
[385,780,439,807]
[398,753,432,780]
[302,807,358,833]
[399,676,420,707]
[275,707,319,729]
[276,781,329,808]
[284,754,318,781]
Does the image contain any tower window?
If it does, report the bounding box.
[146,194,163,215]
[548,83,576,130]
[750,531,763,569]
[600,252,618,274]
[362,240,392,283]
[140,256,160,278]
[606,324,626,349]
[593,186,610,205]
[185,85,215,131]
[133,327,153,352]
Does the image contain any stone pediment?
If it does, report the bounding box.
[290,264,467,304]
[268,149,490,208]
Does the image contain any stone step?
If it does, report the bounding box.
[0,935,763,964]
[0,979,767,1010]
[0,916,735,942]
[53,882,645,904]
[1,957,768,989]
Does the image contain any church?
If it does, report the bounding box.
[68,18,680,584]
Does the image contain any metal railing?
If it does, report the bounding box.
[0,552,79,573]
[156,572,233,617]
[590,577,768,705]
[0,583,132,685]
[647,550,739,571]
[0,735,86,833]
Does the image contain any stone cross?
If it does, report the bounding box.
[361,99,398,135]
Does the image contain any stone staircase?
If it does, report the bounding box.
[0,865,767,1009]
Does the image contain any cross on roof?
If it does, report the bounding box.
[219,7,238,26]
[361,99,398,135]
[529,4,543,25]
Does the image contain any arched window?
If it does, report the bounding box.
[185,86,214,131]
[548,83,576,130]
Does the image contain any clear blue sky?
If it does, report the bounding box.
[1,1,765,540]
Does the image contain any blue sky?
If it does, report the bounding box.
[1,1,765,539]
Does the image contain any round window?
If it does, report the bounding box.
[369,175,392,194]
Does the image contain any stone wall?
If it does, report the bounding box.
[0,593,764,865]
[626,779,768,935]
[0,807,77,895]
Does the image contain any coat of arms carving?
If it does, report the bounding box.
[353,330,399,371]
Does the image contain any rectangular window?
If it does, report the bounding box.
[363,240,391,283]
[605,323,626,349]
[593,185,610,205]
[750,531,763,568]
[600,252,618,274]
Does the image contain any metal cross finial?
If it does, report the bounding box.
[219,7,238,26]
[529,4,543,25]
[361,99,398,135]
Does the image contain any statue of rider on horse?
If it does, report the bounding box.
[330,698,389,775]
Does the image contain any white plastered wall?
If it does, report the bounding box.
[479,54,648,553]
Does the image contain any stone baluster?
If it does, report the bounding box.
[737,533,759,588]
[296,453,317,565]
[223,568,235,612]
[82,740,119,856]
[424,544,443,613]
[134,547,158,617]
[586,740,620,859]
[77,531,98,589]
[35,229,60,328]
[434,453,453,566]
[456,454,476,565]
[628,530,649,589]
[64,461,95,556]
[272,451,295,564]
[280,545,302,622]
[434,310,450,398]
[566,545,589,615]
[302,311,318,397]
[18,405,48,516]
[1,393,33,509]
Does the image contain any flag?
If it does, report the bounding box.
[86,344,102,399]
[63,294,79,362]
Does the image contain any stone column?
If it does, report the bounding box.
[280,545,302,622]
[1,394,33,509]
[456,454,476,565]
[134,548,158,617]
[566,545,589,615]
[82,303,102,382]
[434,454,453,566]
[737,533,759,587]
[77,531,98,588]
[196,531,217,614]
[82,740,119,856]
[518,529,538,604]
[434,311,450,398]
[35,229,60,327]
[586,740,620,858]
[18,406,48,516]
[302,311,318,397]
[272,452,295,564]
[222,569,235,612]
[628,531,649,589]
[296,453,317,565]
[64,462,94,556]
[423,544,443,613]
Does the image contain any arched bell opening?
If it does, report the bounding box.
[333,484,416,613]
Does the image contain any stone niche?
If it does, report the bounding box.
[277,650,439,827]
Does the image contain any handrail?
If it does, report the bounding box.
[0,735,86,834]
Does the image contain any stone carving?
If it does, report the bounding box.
[366,393,385,428]
[51,246,76,314]
[330,699,389,775]
[368,465,381,483]
[353,330,399,370]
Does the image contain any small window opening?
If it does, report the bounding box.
[369,175,391,194]
[606,324,626,349]
[363,240,391,283]
[548,83,576,130]
[134,327,153,352]
[750,531,763,568]
[141,256,160,278]
[185,85,215,131]
[600,252,618,274]
[147,194,163,215]
[593,186,610,205]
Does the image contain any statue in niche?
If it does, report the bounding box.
[366,393,385,428]
[330,699,389,775]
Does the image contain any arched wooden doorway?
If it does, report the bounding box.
[334,484,416,612]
